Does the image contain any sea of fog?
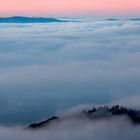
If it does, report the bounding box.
[0,18,140,126]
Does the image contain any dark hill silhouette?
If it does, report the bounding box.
[105,18,120,21]
[27,116,59,129]
[129,18,140,21]
[27,105,140,129]
[86,105,140,123]
[0,16,66,23]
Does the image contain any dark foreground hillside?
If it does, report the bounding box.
[28,105,140,129]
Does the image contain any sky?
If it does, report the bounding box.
[0,0,140,16]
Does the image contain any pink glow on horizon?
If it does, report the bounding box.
[0,0,140,16]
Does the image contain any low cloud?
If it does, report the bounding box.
[1,103,140,140]
[0,19,140,124]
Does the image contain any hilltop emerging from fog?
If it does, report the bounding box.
[0,17,140,23]
[0,16,66,23]
[28,105,140,129]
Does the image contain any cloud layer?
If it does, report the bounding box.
[1,104,140,140]
[0,19,140,125]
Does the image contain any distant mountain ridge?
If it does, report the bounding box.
[0,16,66,23]
[105,18,120,21]
[105,18,140,21]
[129,18,140,21]
[27,105,140,129]
[1,17,140,23]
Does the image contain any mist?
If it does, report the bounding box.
[1,102,140,140]
[0,18,140,125]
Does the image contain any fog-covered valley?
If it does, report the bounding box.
[0,17,140,139]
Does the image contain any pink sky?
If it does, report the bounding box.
[0,0,140,16]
